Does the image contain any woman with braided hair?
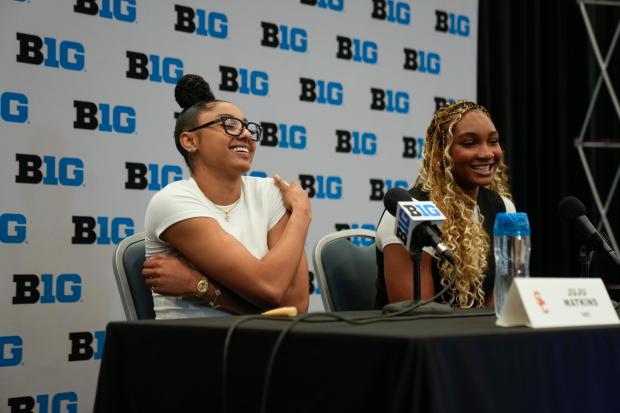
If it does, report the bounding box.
[142,74,311,318]
[375,100,515,308]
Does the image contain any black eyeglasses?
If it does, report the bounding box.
[186,116,262,141]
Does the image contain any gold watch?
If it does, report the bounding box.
[195,276,209,297]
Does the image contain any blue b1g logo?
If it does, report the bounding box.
[300,0,343,11]
[0,213,27,244]
[336,36,377,64]
[299,78,343,106]
[16,33,85,71]
[0,336,23,367]
[125,162,183,190]
[370,88,409,114]
[73,100,136,133]
[1,92,28,123]
[71,216,134,245]
[260,123,307,150]
[404,48,441,75]
[402,136,424,159]
[73,0,137,22]
[15,154,84,186]
[434,96,456,112]
[299,174,342,199]
[335,223,376,246]
[68,331,105,361]
[13,274,82,304]
[219,66,269,96]
[371,0,410,25]
[335,130,377,156]
[174,4,228,38]
[8,392,78,413]
[369,178,409,201]
[435,10,470,37]
[126,51,184,84]
[261,22,308,53]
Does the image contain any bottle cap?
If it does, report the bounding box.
[494,212,531,236]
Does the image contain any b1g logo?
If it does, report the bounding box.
[68,331,105,361]
[13,274,82,304]
[369,178,409,201]
[299,174,342,199]
[300,0,343,11]
[219,66,269,96]
[71,216,134,245]
[261,22,307,53]
[15,154,84,186]
[435,10,470,37]
[260,122,307,150]
[335,223,376,247]
[402,136,424,159]
[174,4,228,39]
[8,392,78,413]
[126,51,184,84]
[371,0,410,25]
[0,336,23,367]
[73,100,136,134]
[335,130,376,156]
[125,162,183,190]
[74,0,137,22]
[1,92,28,123]
[434,96,455,112]
[0,213,27,244]
[16,33,85,71]
[336,36,377,64]
[299,78,343,106]
[370,88,409,114]
[403,48,441,75]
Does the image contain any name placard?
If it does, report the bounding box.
[497,278,620,328]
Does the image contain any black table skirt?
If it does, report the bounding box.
[94,309,620,413]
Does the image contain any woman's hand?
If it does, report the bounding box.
[142,254,202,296]
[273,175,311,219]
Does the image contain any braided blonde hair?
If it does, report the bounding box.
[416,101,512,307]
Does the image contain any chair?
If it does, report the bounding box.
[312,229,378,312]
[112,232,155,320]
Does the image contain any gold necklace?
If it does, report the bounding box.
[213,198,240,222]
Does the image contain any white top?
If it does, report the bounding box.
[145,176,287,319]
[376,195,516,253]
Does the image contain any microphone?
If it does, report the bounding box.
[383,188,456,265]
[558,196,620,267]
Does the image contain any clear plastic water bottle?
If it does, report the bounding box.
[493,212,531,317]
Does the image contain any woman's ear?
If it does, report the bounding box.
[179,131,197,153]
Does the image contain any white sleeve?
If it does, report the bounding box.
[376,210,436,256]
[502,196,516,213]
[145,185,215,241]
[376,211,403,252]
[264,178,287,230]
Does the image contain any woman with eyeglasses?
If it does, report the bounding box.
[143,74,311,318]
[375,100,515,309]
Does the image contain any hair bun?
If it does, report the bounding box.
[175,74,216,109]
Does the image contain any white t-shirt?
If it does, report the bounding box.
[376,195,516,253]
[144,175,287,319]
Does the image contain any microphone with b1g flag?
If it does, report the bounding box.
[384,188,455,265]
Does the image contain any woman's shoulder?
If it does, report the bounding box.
[147,178,197,206]
[241,175,279,195]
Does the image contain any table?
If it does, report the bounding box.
[94,309,620,412]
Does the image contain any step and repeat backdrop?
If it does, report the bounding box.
[1,0,477,411]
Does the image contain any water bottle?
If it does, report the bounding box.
[493,212,531,317]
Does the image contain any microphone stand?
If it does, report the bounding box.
[411,245,422,301]
[579,243,593,278]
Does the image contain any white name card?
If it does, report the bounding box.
[497,278,620,328]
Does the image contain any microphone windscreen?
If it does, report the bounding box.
[383,188,413,215]
[558,196,587,222]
